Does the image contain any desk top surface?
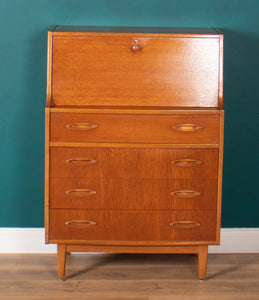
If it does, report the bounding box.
[51,26,221,35]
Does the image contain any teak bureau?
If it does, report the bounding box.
[45,26,224,280]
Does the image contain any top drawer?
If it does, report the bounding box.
[51,36,220,107]
[50,113,219,144]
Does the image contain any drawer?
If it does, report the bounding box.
[50,147,218,179]
[50,113,219,144]
[52,36,219,107]
[49,178,218,210]
[49,209,217,242]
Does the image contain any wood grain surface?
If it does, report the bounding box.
[51,36,219,107]
[45,28,224,281]
[49,209,217,242]
[50,147,218,179]
[50,113,220,144]
[49,178,218,210]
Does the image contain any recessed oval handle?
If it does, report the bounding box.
[169,221,200,229]
[170,190,201,197]
[131,39,143,52]
[65,220,97,227]
[65,158,98,166]
[66,189,97,197]
[171,159,202,166]
[172,123,203,132]
[66,123,99,130]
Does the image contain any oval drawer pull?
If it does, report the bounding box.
[66,123,99,130]
[170,190,201,197]
[65,158,97,165]
[169,221,200,229]
[66,189,97,196]
[171,159,202,166]
[172,123,203,132]
[65,220,97,227]
[131,39,143,52]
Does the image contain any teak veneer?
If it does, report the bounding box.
[45,26,224,281]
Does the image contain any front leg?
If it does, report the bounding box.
[57,244,67,281]
[198,245,208,280]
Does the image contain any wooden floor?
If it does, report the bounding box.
[0,253,259,300]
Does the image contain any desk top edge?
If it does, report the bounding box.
[51,26,222,35]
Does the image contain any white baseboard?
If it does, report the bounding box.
[0,228,258,253]
[209,228,259,253]
[0,228,57,253]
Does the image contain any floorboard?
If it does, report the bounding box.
[0,253,258,300]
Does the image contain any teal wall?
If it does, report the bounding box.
[0,0,258,227]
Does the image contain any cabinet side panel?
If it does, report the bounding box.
[216,110,224,243]
[218,34,224,109]
[45,108,50,243]
[46,31,53,107]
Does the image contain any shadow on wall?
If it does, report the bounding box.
[221,29,259,227]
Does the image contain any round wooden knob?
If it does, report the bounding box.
[131,40,143,52]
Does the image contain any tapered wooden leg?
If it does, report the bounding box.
[57,244,66,281]
[198,245,208,280]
